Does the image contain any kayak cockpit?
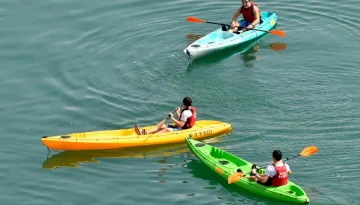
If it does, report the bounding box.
[197,31,235,45]
[277,184,307,197]
[210,147,249,167]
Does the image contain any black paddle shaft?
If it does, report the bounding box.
[284,154,301,162]
[206,21,231,27]
[205,20,269,34]
[255,154,301,170]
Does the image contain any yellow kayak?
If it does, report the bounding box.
[41,120,232,151]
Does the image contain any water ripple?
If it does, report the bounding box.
[0,0,360,205]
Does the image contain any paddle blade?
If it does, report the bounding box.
[269,30,286,37]
[186,16,206,23]
[228,172,244,184]
[300,146,318,157]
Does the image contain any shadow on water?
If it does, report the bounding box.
[42,133,228,169]
[186,33,205,46]
[43,143,189,169]
[184,158,292,205]
[185,33,286,70]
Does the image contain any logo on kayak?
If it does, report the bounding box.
[191,129,213,138]
[270,19,276,26]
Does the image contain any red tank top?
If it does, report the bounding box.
[271,163,288,186]
[240,2,260,23]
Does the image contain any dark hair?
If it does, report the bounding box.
[183,96,192,106]
[272,150,282,161]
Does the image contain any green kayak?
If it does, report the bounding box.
[185,137,310,204]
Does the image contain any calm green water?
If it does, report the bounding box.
[1,0,359,204]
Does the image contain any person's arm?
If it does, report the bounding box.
[169,113,186,127]
[175,107,181,118]
[231,8,242,26]
[254,173,269,184]
[286,163,292,175]
[253,165,275,184]
[250,6,260,27]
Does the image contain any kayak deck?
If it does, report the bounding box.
[41,120,232,151]
[186,138,310,204]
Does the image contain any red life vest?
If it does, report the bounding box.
[179,107,196,129]
[271,163,288,186]
[241,2,260,23]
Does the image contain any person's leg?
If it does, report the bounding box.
[249,174,272,186]
[231,21,252,33]
[154,127,174,134]
[228,21,240,33]
[146,124,168,134]
[248,176,258,182]
[156,124,181,134]
[248,164,260,182]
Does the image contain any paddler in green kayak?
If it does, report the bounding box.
[248,150,292,186]
[142,96,197,134]
[226,0,261,33]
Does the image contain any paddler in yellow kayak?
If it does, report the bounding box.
[138,97,197,134]
[225,0,261,33]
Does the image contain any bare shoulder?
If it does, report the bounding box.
[237,7,242,13]
[252,5,260,13]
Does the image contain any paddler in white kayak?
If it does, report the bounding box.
[135,97,197,135]
[225,0,261,33]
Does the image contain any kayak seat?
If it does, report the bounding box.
[275,185,306,197]
[209,148,248,166]
[257,18,264,25]
[217,158,238,169]
[222,24,229,31]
